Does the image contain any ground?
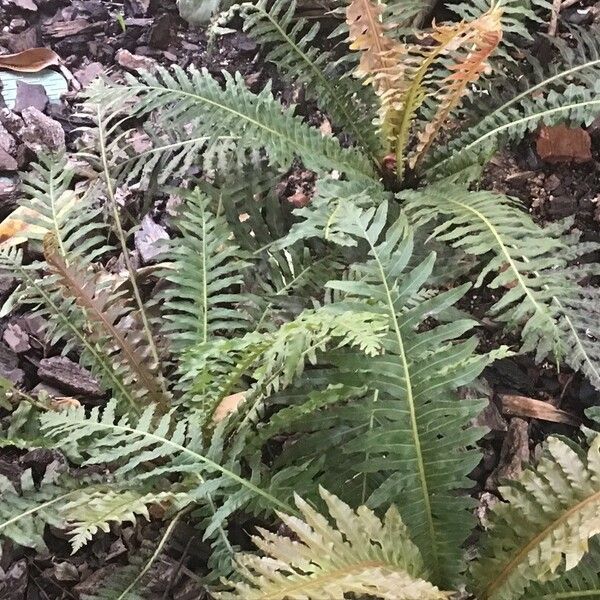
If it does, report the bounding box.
[0,0,599,597]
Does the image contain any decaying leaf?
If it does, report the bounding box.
[536,125,592,163]
[0,48,61,73]
[212,392,246,424]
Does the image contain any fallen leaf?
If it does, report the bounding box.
[0,48,61,73]
[536,125,592,163]
[212,392,246,424]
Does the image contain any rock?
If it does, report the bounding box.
[231,32,258,53]
[21,106,65,153]
[2,322,30,354]
[116,49,158,72]
[0,109,24,137]
[126,0,151,16]
[543,173,561,193]
[74,61,104,87]
[5,0,37,10]
[14,81,49,113]
[0,341,24,386]
[0,122,16,156]
[38,356,104,398]
[0,148,17,171]
[135,214,169,265]
[0,25,41,53]
[537,125,592,163]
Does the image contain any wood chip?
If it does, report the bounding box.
[0,48,61,73]
[498,393,580,426]
[537,125,592,163]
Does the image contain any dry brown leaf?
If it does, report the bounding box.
[212,392,246,424]
[0,48,61,73]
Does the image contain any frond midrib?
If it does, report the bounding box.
[250,559,421,600]
[363,228,440,581]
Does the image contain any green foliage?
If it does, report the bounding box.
[473,435,600,600]
[217,487,449,600]
[2,0,600,598]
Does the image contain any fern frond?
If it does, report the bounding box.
[0,468,74,552]
[159,188,252,357]
[0,248,144,413]
[240,0,381,162]
[185,307,389,422]
[402,184,568,359]
[473,434,600,600]
[86,67,375,179]
[39,400,293,515]
[217,487,450,600]
[410,9,503,168]
[267,203,507,586]
[42,236,169,411]
[65,489,188,553]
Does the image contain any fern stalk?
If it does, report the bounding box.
[96,106,168,399]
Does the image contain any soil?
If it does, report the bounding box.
[0,0,599,597]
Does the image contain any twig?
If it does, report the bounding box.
[548,0,563,36]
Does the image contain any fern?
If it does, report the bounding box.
[240,0,381,162]
[402,183,600,386]
[0,468,73,552]
[473,434,600,600]
[158,188,252,358]
[257,202,508,586]
[217,487,449,600]
[64,489,187,553]
[86,67,375,179]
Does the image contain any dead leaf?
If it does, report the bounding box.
[499,393,580,426]
[212,392,246,424]
[536,125,592,163]
[0,48,61,73]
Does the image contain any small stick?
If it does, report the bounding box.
[548,0,562,36]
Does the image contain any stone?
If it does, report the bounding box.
[14,81,49,113]
[0,148,17,171]
[38,356,104,398]
[116,49,158,72]
[21,106,65,153]
[537,125,592,163]
[134,214,169,265]
[73,61,104,87]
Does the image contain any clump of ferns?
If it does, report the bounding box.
[1,0,600,599]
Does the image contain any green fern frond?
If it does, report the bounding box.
[0,468,75,552]
[239,0,381,162]
[473,434,600,600]
[159,188,252,357]
[86,67,375,179]
[39,400,293,515]
[402,184,568,359]
[217,487,450,600]
[185,307,389,421]
[265,202,507,586]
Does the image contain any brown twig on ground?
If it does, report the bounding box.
[498,393,581,426]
